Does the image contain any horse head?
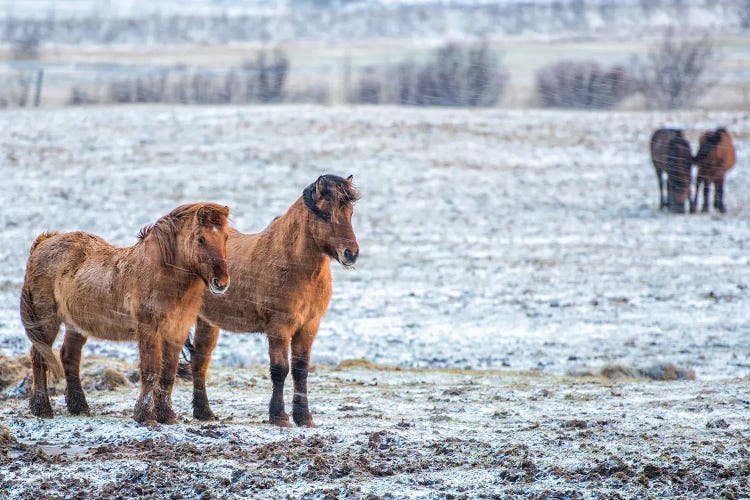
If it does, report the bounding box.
[187,203,231,294]
[303,174,360,267]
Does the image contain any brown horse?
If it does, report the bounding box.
[21,203,230,425]
[186,174,359,427]
[650,128,693,213]
[692,127,737,213]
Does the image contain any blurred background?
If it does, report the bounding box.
[1,0,748,110]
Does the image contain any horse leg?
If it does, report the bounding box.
[688,174,698,214]
[29,345,56,418]
[267,326,293,427]
[714,177,726,213]
[61,327,90,415]
[22,288,60,418]
[191,318,219,421]
[291,321,319,427]
[154,334,183,425]
[701,177,710,212]
[133,328,162,425]
[657,170,665,209]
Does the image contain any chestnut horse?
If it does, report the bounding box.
[186,174,359,427]
[650,128,693,213]
[21,203,230,425]
[692,127,737,213]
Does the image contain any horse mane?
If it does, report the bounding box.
[694,128,724,164]
[303,175,360,221]
[137,203,226,267]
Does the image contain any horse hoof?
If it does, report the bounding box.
[136,418,159,427]
[66,394,91,416]
[293,411,316,427]
[30,393,54,418]
[133,407,156,425]
[156,407,178,425]
[157,415,178,425]
[194,408,217,421]
[68,406,91,416]
[269,414,292,428]
[297,419,316,428]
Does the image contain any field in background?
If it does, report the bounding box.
[2,34,750,109]
[1,0,749,109]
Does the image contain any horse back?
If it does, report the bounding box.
[718,131,736,172]
[651,128,682,172]
[25,231,138,340]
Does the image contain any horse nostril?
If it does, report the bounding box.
[344,248,358,262]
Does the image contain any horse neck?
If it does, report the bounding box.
[265,198,329,274]
[137,223,200,293]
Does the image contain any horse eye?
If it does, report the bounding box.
[198,236,205,245]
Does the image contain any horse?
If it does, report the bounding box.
[21,203,230,425]
[650,128,693,213]
[185,174,359,427]
[692,127,737,213]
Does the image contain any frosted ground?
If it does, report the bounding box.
[0,105,749,496]
[1,105,748,378]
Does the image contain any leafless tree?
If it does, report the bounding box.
[631,31,717,110]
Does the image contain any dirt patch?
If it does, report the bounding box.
[570,362,697,381]
[0,359,748,497]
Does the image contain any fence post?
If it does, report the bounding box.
[34,68,44,107]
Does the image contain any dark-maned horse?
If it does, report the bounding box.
[21,203,230,425]
[692,127,737,213]
[650,128,693,213]
[186,175,359,427]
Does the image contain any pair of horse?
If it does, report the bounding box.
[22,174,359,427]
[651,127,737,214]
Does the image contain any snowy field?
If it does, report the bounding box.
[1,105,748,378]
[1,105,749,496]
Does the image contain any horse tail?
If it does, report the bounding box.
[176,334,195,381]
[20,285,64,379]
[22,232,64,379]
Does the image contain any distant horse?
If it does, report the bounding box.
[692,127,737,213]
[21,203,230,425]
[186,175,359,427]
[650,128,693,213]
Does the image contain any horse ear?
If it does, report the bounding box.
[346,175,353,183]
[316,176,329,196]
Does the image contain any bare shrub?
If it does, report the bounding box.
[631,31,717,110]
[350,67,382,104]
[245,49,289,103]
[68,86,99,106]
[11,27,40,60]
[287,83,330,104]
[0,72,36,108]
[353,41,507,107]
[94,49,289,106]
[536,60,633,109]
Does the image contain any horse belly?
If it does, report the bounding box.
[57,268,136,342]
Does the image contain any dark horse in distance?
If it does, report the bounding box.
[185,174,360,427]
[650,128,693,213]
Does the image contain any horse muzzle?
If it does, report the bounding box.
[208,277,230,295]
[338,247,359,268]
